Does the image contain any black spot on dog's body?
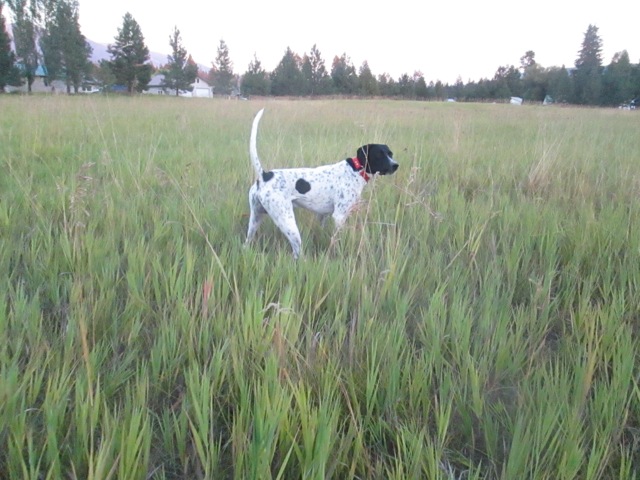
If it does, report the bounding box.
[295,178,311,194]
[262,171,275,182]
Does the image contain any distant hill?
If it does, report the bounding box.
[7,25,208,71]
[87,39,171,68]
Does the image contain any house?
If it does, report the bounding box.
[144,73,213,97]
[145,74,170,95]
[6,64,66,94]
[191,74,213,98]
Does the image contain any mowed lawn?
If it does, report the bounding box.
[2,95,640,479]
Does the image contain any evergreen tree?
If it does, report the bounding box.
[271,47,304,96]
[632,60,640,102]
[519,52,547,102]
[358,61,378,96]
[520,50,536,70]
[466,79,491,101]
[433,80,445,100]
[0,3,22,91]
[40,0,92,93]
[493,65,521,98]
[331,53,357,95]
[573,24,603,104]
[397,73,414,98]
[106,12,152,93]
[547,65,572,103]
[94,59,116,89]
[6,0,38,92]
[450,76,465,100]
[300,55,312,95]
[521,63,547,102]
[413,71,428,99]
[575,25,603,70]
[163,26,197,96]
[377,73,397,97]
[241,54,269,96]
[301,44,331,95]
[210,39,235,95]
[601,50,633,106]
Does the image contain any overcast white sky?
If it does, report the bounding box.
[75,0,639,83]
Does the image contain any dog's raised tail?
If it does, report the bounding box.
[250,108,265,178]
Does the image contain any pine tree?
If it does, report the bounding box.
[520,50,536,70]
[301,44,331,96]
[271,47,304,96]
[573,24,603,104]
[331,54,357,95]
[575,25,603,70]
[493,65,521,98]
[163,26,197,96]
[241,54,269,96]
[413,72,428,99]
[106,12,152,93]
[377,73,392,96]
[433,80,445,100]
[519,52,546,102]
[41,0,92,93]
[548,65,572,103]
[210,39,235,95]
[6,0,39,92]
[358,61,378,96]
[601,50,633,106]
[397,73,414,98]
[0,3,22,91]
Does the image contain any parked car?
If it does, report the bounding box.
[79,85,101,94]
[619,98,638,110]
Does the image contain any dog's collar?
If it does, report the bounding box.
[350,157,370,182]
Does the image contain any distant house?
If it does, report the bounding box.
[145,74,169,95]
[6,64,66,93]
[144,73,213,97]
[191,74,213,98]
[7,63,101,94]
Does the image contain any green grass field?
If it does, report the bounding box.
[2,95,640,479]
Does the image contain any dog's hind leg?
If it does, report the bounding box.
[245,189,267,245]
[316,213,330,228]
[265,203,303,259]
[246,209,266,245]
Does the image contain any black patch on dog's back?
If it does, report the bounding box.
[262,171,274,182]
[295,178,311,194]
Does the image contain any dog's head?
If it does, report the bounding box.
[357,144,399,175]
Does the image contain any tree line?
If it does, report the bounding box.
[1,4,639,106]
[1,0,91,93]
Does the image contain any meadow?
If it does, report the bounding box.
[1,95,640,479]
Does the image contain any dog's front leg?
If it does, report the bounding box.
[331,198,362,231]
[328,206,352,250]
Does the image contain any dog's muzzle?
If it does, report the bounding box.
[381,161,399,175]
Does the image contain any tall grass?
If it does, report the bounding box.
[1,95,640,478]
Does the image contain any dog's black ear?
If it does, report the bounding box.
[357,145,369,164]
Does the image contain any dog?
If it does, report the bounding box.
[245,108,398,258]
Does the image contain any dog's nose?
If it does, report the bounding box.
[390,162,399,173]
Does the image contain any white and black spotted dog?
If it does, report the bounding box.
[245,108,399,259]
